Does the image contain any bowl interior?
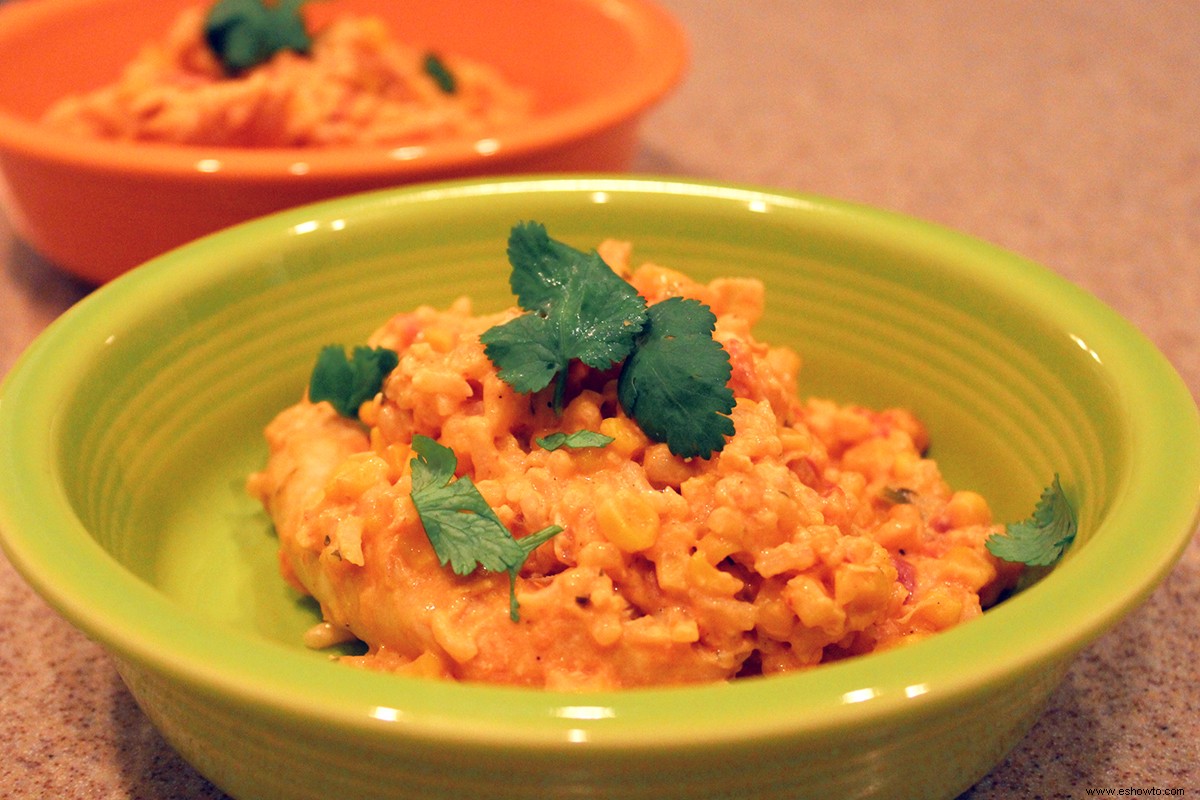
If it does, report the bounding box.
[2,177,1198,744]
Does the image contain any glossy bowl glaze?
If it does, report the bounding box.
[0,0,686,284]
[2,176,1198,800]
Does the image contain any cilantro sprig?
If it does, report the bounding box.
[204,0,315,76]
[308,345,398,418]
[423,53,457,94]
[481,222,649,412]
[482,222,736,458]
[410,435,562,621]
[986,474,1077,566]
[618,297,735,458]
[536,430,614,451]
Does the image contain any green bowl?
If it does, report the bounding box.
[2,176,1197,800]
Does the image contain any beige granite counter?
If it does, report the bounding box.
[1,1,1197,797]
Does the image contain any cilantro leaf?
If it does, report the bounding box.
[476,312,562,396]
[536,430,615,451]
[204,0,314,76]
[617,297,735,459]
[503,220,587,312]
[881,486,917,505]
[409,434,524,576]
[483,222,738,457]
[986,475,1077,566]
[308,345,398,418]
[481,222,648,411]
[409,435,561,620]
[423,52,457,94]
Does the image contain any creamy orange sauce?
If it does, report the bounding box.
[247,241,1021,689]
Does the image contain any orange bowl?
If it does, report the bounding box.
[0,0,687,284]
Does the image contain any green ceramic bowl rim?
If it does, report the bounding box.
[2,175,1198,750]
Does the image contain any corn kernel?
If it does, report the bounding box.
[909,586,964,630]
[598,416,648,460]
[412,369,472,399]
[395,651,452,680]
[576,541,623,573]
[590,615,623,647]
[697,531,739,564]
[872,503,923,552]
[656,556,688,593]
[755,592,796,639]
[570,445,608,473]
[892,451,918,480]
[833,562,893,628]
[562,390,604,433]
[483,373,522,432]
[359,398,381,427]
[832,408,873,445]
[880,408,929,452]
[422,326,455,353]
[643,443,695,488]
[686,550,744,595]
[329,515,364,566]
[708,277,765,321]
[381,443,411,481]
[326,452,391,500]
[784,574,846,636]
[596,490,659,552]
[431,612,479,663]
[779,427,812,456]
[705,506,745,541]
[841,438,893,479]
[766,346,802,384]
[932,544,996,592]
[669,617,701,643]
[399,522,442,573]
[302,621,357,650]
[945,490,993,527]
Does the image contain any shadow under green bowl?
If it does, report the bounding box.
[1,176,1198,800]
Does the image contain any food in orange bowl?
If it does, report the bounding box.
[0,0,687,283]
[40,3,535,147]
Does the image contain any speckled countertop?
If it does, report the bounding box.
[1,1,1197,797]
